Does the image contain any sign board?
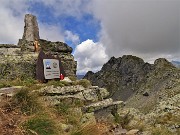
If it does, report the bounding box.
[43,59,60,79]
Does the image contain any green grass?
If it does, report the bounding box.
[69,76,77,81]
[23,116,57,135]
[70,124,101,135]
[0,78,38,88]
[47,80,72,87]
[11,88,41,115]
[151,127,173,135]
[75,79,91,88]
[55,102,70,115]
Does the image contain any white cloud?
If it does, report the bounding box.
[74,39,108,74]
[0,0,28,44]
[90,0,180,62]
[39,23,64,42]
[64,30,80,45]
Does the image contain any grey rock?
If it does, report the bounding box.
[126,129,139,135]
[82,98,123,113]
[22,14,40,41]
[80,112,96,125]
[60,123,73,132]
[39,39,72,53]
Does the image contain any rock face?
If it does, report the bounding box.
[84,55,180,111]
[0,14,77,79]
[0,52,38,80]
[84,55,154,100]
[39,39,76,76]
[22,14,40,41]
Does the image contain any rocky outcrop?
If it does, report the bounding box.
[39,39,76,76]
[17,38,77,76]
[38,85,110,104]
[116,92,180,134]
[36,84,124,121]
[84,55,180,112]
[0,45,20,55]
[84,55,154,101]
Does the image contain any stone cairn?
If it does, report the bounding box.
[0,14,77,79]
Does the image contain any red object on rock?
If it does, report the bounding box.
[60,74,64,80]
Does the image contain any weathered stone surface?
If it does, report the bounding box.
[82,98,123,113]
[0,86,23,101]
[22,14,40,41]
[154,58,174,69]
[0,44,19,48]
[37,83,124,123]
[38,85,110,105]
[39,39,72,53]
[37,39,77,76]
[39,85,85,95]
[116,92,180,134]
[80,112,96,125]
[0,48,21,55]
[126,129,139,135]
[17,39,34,52]
[0,53,37,80]
[60,123,73,132]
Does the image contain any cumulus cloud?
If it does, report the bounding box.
[74,39,108,74]
[0,0,28,44]
[64,30,80,45]
[39,23,64,42]
[90,0,180,62]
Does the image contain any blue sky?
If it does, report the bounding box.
[28,1,100,47]
[29,1,101,47]
[0,0,180,74]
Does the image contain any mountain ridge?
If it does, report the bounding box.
[84,55,180,110]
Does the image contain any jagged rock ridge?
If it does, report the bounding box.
[84,55,180,111]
